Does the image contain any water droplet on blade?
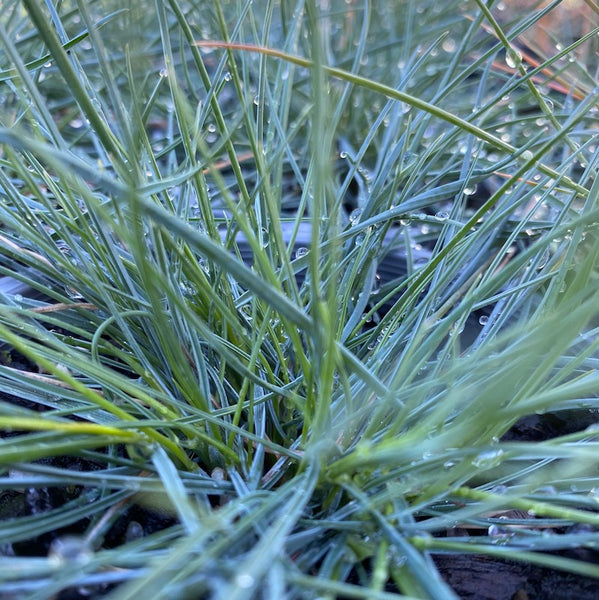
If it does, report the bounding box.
[505,48,521,69]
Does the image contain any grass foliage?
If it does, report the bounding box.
[1,0,599,598]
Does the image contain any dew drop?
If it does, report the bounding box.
[394,553,407,567]
[235,573,255,588]
[260,227,270,248]
[505,48,521,69]
[540,96,554,111]
[536,248,550,270]
[66,287,85,300]
[349,208,362,225]
[55,363,71,376]
[48,536,92,567]
[472,448,504,469]
[125,521,144,542]
[211,467,225,482]
[478,315,489,325]
[522,149,534,161]
[442,38,456,53]
[295,247,308,258]
[449,322,464,337]
[588,488,599,504]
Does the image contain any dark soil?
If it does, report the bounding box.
[434,554,599,600]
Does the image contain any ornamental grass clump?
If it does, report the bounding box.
[1,1,599,598]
